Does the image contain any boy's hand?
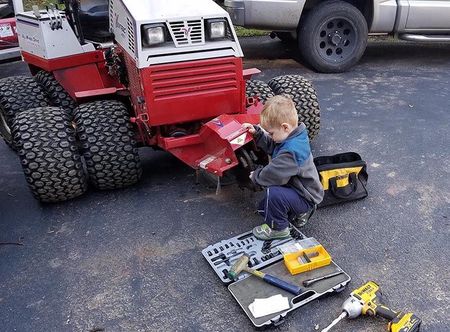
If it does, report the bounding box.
[249,171,254,180]
[242,123,256,134]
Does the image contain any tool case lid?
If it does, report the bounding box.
[228,260,350,327]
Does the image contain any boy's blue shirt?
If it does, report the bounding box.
[272,125,311,166]
[251,123,324,205]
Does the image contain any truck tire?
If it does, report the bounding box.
[245,80,274,104]
[0,76,49,149]
[298,1,368,73]
[12,107,87,203]
[267,75,320,140]
[74,100,142,190]
[35,71,77,115]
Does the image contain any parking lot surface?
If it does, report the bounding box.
[1,37,449,331]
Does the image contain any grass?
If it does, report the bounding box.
[23,0,55,10]
[235,26,269,37]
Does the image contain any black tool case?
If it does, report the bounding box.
[201,228,351,327]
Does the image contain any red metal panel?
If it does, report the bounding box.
[158,113,262,176]
[22,50,122,101]
[243,68,261,80]
[22,50,105,71]
[140,57,246,126]
[53,64,107,100]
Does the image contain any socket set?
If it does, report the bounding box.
[201,227,319,283]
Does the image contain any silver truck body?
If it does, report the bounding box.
[225,0,450,34]
[224,0,450,72]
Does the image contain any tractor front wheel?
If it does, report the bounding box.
[245,80,274,104]
[35,71,77,115]
[268,75,321,140]
[12,107,87,202]
[74,100,142,190]
[0,76,49,149]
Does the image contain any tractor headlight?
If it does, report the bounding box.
[142,24,167,47]
[207,19,227,40]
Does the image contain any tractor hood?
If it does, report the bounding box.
[112,0,243,68]
[122,0,226,22]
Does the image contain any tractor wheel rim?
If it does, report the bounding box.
[316,17,357,63]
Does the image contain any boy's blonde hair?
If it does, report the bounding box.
[260,95,298,129]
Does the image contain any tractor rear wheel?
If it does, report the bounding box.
[35,71,77,115]
[0,76,49,149]
[74,100,142,190]
[245,80,274,104]
[12,107,87,203]
[267,75,321,140]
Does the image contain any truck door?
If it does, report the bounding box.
[405,1,450,31]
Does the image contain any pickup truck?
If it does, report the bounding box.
[221,0,450,72]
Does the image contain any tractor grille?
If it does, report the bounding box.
[127,17,136,55]
[149,59,239,100]
[168,20,204,47]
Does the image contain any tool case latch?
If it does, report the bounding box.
[272,316,286,327]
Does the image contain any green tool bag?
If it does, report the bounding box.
[314,152,368,207]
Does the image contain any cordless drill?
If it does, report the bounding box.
[322,281,421,332]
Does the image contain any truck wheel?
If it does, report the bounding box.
[74,100,142,190]
[298,1,368,73]
[35,71,77,115]
[0,76,49,149]
[12,107,87,203]
[268,75,320,140]
[246,80,274,104]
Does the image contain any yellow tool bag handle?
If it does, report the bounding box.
[328,172,359,199]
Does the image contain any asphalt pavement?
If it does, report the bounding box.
[0,36,449,332]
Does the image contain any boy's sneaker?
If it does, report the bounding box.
[290,205,317,228]
[252,224,290,240]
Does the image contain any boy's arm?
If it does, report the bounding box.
[251,151,298,187]
[253,125,276,155]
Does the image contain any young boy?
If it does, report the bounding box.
[242,95,324,240]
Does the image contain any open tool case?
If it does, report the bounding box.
[201,228,351,327]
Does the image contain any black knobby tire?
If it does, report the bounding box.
[74,100,142,190]
[298,1,368,73]
[12,107,87,203]
[245,80,274,104]
[0,76,49,149]
[268,75,320,140]
[35,71,77,115]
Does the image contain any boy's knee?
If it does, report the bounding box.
[267,186,286,204]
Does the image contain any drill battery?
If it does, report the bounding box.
[389,312,421,332]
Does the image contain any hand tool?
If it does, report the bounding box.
[227,254,302,295]
[302,270,344,287]
[214,251,256,266]
[321,281,421,332]
[262,237,293,253]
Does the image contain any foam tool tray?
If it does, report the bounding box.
[202,227,314,284]
[202,228,352,327]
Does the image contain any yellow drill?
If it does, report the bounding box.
[322,281,421,332]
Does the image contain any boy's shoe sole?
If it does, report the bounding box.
[252,224,291,241]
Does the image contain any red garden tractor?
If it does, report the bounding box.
[0,0,320,203]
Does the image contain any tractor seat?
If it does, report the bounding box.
[79,0,112,43]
